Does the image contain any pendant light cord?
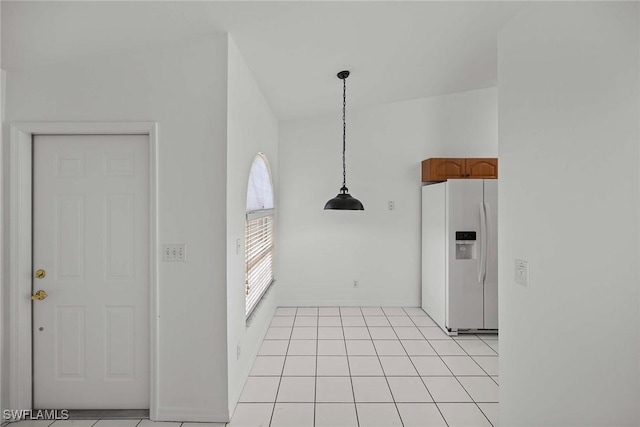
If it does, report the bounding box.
[324,70,363,210]
[342,76,347,190]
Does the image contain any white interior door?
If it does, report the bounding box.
[33,134,150,409]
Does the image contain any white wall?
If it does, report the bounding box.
[4,36,231,421]
[1,67,6,416]
[277,87,497,306]
[1,69,5,121]
[226,37,279,416]
[498,3,639,426]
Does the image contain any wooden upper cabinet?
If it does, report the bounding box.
[422,158,466,181]
[465,158,498,179]
[421,157,498,182]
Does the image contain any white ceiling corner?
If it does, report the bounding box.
[1,1,524,120]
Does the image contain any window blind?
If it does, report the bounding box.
[245,214,274,315]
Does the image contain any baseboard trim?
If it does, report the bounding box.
[67,410,149,420]
[277,300,420,308]
[229,305,274,418]
[154,407,229,423]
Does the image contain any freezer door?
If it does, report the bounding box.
[446,180,484,330]
[483,180,499,329]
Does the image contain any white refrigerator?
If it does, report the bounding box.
[421,179,498,334]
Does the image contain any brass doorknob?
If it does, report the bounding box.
[31,290,48,301]
[35,269,46,279]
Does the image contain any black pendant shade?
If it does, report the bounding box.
[324,186,364,210]
[324,70,364,211]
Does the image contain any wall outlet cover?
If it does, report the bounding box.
[163,244,187,262]
[515,259,529,287]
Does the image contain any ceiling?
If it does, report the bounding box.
[1,1,524,120]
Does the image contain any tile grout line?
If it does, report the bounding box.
[475,335,500,387]
[450,333,498,426]
[364,307,492,426]
[475,403,497,427]
[258,307,496,426]
[455,335,498,356]
[402,307,452,427]
[410,308,498,426]
[340,306,361,427]
[249,373,491,377]
[455,337,499,383]
[268,306,297,427]
[401,307,473,425]
[313,307,319,427]
[427,329,479,405]
[375,308,407,427]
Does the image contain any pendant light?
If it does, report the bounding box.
[324,70,364,210]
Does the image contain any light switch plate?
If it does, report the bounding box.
[163,244,186,262]
[515,259,528,286]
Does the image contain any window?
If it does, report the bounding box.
[245,154,275,316]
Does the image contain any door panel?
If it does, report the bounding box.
[105,306,136,379]
[55,306,86,380]
[483,180,499,329]
[105,194,135,279]
[446,180,484,330]
[33,134,149,409]
[55,195,85,281]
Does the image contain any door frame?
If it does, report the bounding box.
[8,122,159,418]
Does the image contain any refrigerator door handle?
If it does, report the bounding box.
[483,202,489,283]
[478,202,485,284]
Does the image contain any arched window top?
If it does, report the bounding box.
[246,153,274,212]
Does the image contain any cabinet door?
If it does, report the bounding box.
[465,158,498,179]
[422,158,466,181]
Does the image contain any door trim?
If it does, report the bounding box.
[8,122,159,418]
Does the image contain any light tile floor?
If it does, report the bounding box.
[232,306,499,427]
[7,307,498,427]
[4,421,224,427]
